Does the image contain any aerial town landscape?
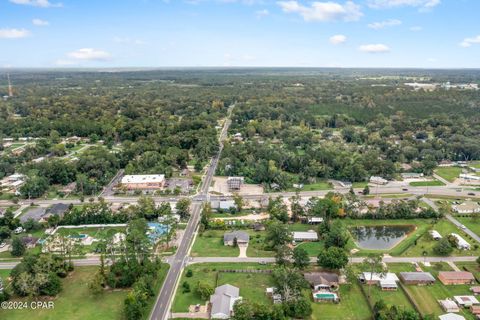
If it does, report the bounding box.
[1,1,480,320]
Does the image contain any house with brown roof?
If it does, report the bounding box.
[471,286,480,295]
[304,272,339,291]
[438,272,475,285]
[470,305,480,316]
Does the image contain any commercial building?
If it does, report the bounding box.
[370,176,388,185]
[452,201,480,214]
[120,174,165,192]
[227,177,244,191]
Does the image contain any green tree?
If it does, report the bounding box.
[433,238,453,256]
[176,198,191,219]
[11,236,26,257]
[292,246,310,269]
[317,247,348,270]
[265,220,292,249]
[360,254,386,298]
[195,281,214,300]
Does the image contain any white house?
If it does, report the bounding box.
[210,284,242,319]
[450,233,471,250]
[292,231,318,242]
[453,295,479,307]
[370,176,388,185]
[452,201,480,214]
[430,230,442,241]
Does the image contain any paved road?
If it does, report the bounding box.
[1,184,478,208]
[148,104,234,320]
[188,256,479,264]
[100,169,125,197]
[445,214,480,243]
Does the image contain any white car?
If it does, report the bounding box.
[14,227,24,234]
[0,242,6,248]
[460,225,467,230]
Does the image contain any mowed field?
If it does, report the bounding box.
[435,167,462,182]
[310,283,371,320]
[172,263,274,312]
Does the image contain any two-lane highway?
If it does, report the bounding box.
[148,104,234,320]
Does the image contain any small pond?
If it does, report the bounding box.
[350,225,415,250]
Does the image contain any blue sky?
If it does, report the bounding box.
[0,0,479,68]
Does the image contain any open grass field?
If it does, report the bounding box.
[190,230,239,257]
[191,229,275,257]
[435,167,462,182]
[365,284,415,312]
[56,226,126,238]
[310,283,371,320]
[455,262,480,280]
[0,267,128,320]
[409,180,445,187]
[403,282,476,319]
[286,181,332,192]
[456,217,480,237]
[172,263,274,312]
[402,219,480,257]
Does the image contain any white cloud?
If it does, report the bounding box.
[367,0,440,10]
[359,43,390,53]
[277,1,363,22]
[368,19,401,29]
[329,34,346,44]
[32,19,49,26]
[460,35,480,48]
[255,9,270,18]
[0,28,30,39]
[9,0,62,8]
[67,48,111,61]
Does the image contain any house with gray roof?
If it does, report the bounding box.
[20,207,47,223]
[45,203,70,220]
[399,272,435,285]
[223,231,249,246]
[210,284,242,319]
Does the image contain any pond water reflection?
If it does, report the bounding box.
[350,225,415,250]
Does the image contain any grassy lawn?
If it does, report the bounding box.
[191,230,239,257]
[172,263,274,312]
[192,229,275,257]
[456,217,480,237]
[286,181,332,192]
[0,266,128,320]
[247,231,275,257]
[343,219,432,257]
[295,241,324,257]
[404,282,476,319]
[402,219,480,257]
[353,182,369,188]
[409,180,445,187]
[212,211,252,218]
[455,262,480,279]
[365,284,415,312]
[435,167,462,182]
[56,226,126,238]
[310,283,371,320]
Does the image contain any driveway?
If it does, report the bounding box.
[238,243,248,258]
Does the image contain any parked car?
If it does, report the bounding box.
[14,227,24,234]
[402,188,408,191]
[460,225,467,230]
[468,192,475,196]
[0,242,6,248]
